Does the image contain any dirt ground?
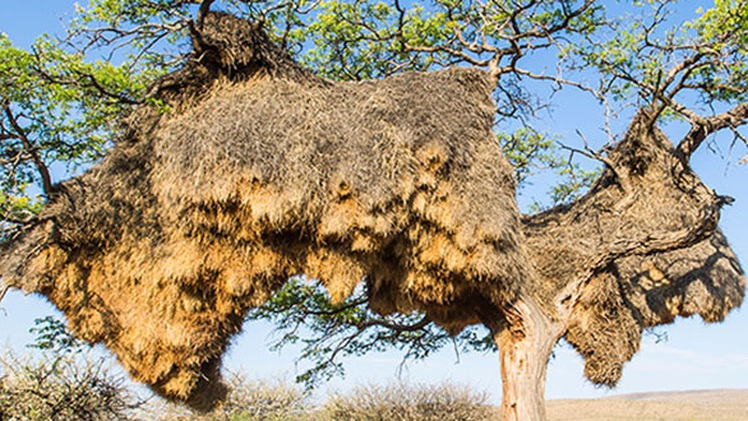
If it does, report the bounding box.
[546,389,748,421]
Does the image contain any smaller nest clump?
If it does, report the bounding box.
[566,230,745,386]
[527,112,745,387]
[560,114,746,386]
[147,12,313,106]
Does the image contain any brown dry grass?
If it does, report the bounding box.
[547,389,748,421]
[0,11,525,409]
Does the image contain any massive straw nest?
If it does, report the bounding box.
[0,12,526,409]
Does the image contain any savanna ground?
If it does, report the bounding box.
[2,343,746,421]
[547,389,748,421]
[144,387,748,420]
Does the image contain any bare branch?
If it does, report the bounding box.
[559,131,636,211]
[3,105,54,197]
[361,315,431,333]
[676,102,748,160]
[0,283,8,306]
[302,298,367,317]
[197,0,216,28]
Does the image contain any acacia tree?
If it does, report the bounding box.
[0,1,747,420]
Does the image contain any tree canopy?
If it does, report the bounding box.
[1,1,747,420]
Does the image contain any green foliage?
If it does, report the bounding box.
[0,192,43,226]
[500,128,564,188]
[571,0,748,112]
[0,31,151,243]
[550,162,601,205]
[28,316,86,355]
[499,128,603,209]
[300,0,453,80]
[688,0,748,102]
[247,278,494,388]
[0,34,144,163]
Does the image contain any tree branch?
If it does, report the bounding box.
[559,132,633,205]
[3,105,54,197]
[196,0,216,28]
[0,283,8,307]
[360,315,431,333]
[303,298,367,317]
[676,102,748,161]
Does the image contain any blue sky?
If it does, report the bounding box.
[1,0,747,405]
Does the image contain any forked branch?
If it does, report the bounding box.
[676,102,748,161]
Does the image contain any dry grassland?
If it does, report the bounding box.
[547,389,748,421]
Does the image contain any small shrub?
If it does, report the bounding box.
[322,381,494,421]
[0,350,141,420]
[222,373,310,420]
[158,373,310,420]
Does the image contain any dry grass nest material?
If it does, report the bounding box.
[526,115,746,386]
[0,11,525,409]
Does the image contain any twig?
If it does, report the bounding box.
[560,131,632,196]
[0,284,9,316]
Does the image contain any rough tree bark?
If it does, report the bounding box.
[482,299,563,421]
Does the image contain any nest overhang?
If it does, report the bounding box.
[0,11,527,408]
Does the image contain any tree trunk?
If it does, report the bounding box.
[485,299,561,421]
